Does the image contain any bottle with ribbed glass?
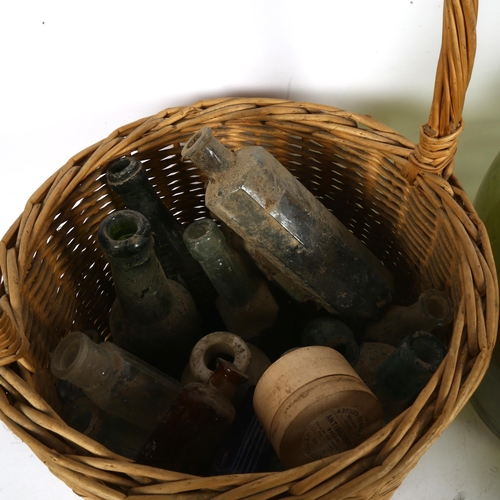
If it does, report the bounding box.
[181,126,394,320]
[51,331,182,434]
[364,289,454,346]
[106,156,222,333]
[137,358,248,475]
[470,150,500,440]
[183,218,279,341]
[98,209,201,377]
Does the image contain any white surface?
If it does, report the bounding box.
[1,1,500,499]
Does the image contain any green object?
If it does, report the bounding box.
[98,209,201,377]
[51,331,182,433]
[470,150,500,439]
[183,218,279,340]
[106,157,221,334]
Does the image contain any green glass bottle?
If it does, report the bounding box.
[183,218,279,341]
[98,209,202,377]
[470,150,500,439]
[106,157,221,334]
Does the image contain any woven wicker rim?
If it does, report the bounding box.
[0,1,498,500]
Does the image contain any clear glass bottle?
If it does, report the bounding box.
[364,289,454,347]
[106,156,222,334]
[182,126,394,320]
[183,218,279,340]
[98,209,201,377]
[51,331,182,433]
[470,150,500,439]
[137,358,248,475]
[300,316,360,365]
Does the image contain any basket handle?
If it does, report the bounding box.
[402,0,478,183]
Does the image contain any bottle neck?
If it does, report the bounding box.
[208,359,248,400]
[98,210,174,322]
[183,218,256,309]
[181,127,235,176]
[51,331,114,391]
[106,157,182,233]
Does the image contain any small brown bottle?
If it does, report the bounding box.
[137,359,248,475]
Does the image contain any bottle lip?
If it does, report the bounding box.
[51,331,94,380]
[183,218,225,261]
[98,209,152,259]
[182,126,213,159]
[402,331,447,371]
[418,289,454,326]
[106,157,145,193]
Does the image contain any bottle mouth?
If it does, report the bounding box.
[407,331,446,371]
[106,157,145,192]
[420,289,454,326]
[51,331,92,380]
[183,218,225,261]
[98,210,152,258]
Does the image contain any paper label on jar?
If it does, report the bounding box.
[301,406,365,460]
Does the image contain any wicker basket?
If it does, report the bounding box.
[0,1,497,499]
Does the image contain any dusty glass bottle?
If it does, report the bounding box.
[51,331,182,433]
[57,380,150,459]
[137,358,248,475]
[98,209,202,377]
[364,289,454,346]
[106,157,221,333]
[470,150,500,439]
[182,126,394,319]
[375,331,447,405]
[183,218,279,340]
[300,316,360,365]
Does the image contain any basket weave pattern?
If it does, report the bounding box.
[0,2,497,499]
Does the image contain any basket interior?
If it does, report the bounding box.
[3,103,471,444]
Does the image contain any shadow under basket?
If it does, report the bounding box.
[0,2,498,499]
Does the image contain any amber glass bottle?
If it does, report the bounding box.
[97,209,201,377]
[137,359,248,475]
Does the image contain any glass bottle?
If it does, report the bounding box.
[183,218,279,341]
[51,331,182,433]
[137,358,248,476]
[106,156,222,334]
[57,380,150,459]
[98,209,201,377]
[470,150,500,439]
[375,331,447,405]
[181,126,394,320]
[300,316,360,365]
[364,289,454,347]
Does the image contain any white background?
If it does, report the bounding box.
[1,1,500,499]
